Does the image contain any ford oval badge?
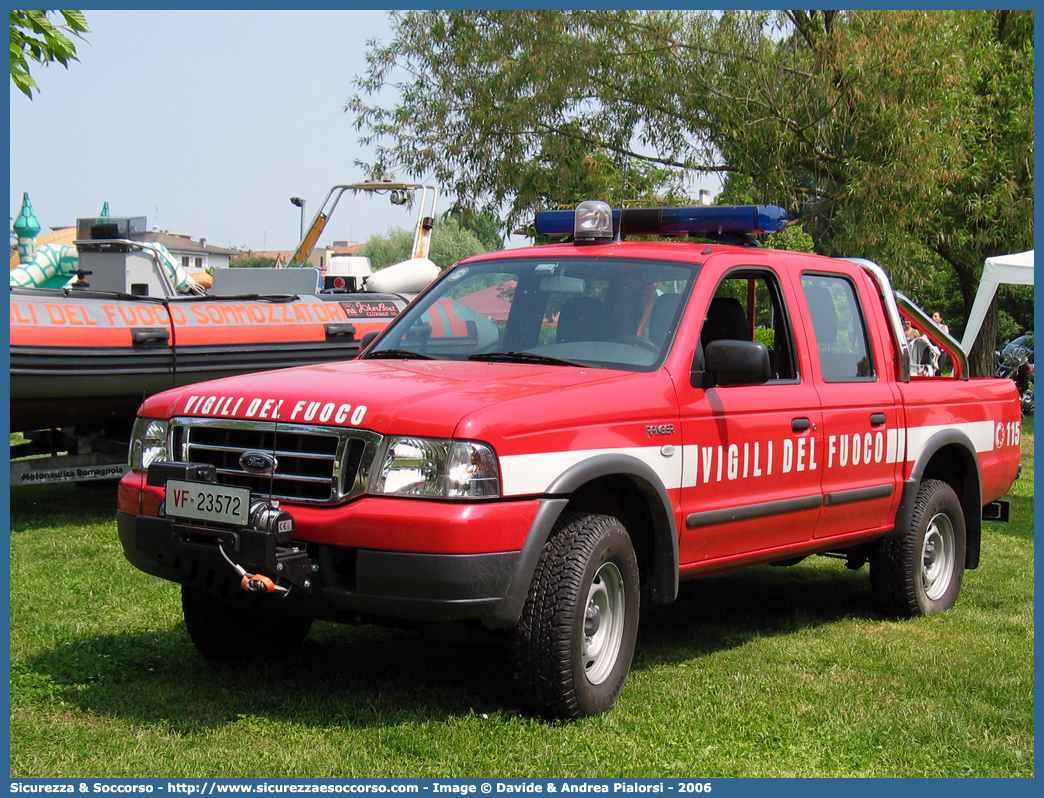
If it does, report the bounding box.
[240,451,278,475]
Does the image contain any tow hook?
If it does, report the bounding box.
[243,574,281,593]
[220,499,302,594]
[218,542,288,594]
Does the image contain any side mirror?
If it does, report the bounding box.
[691,339,772,388]
[359,330,381,354]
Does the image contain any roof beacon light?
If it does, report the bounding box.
[573,200,614,244]
[534,202,788,241]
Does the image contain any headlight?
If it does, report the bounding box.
[129,417,171,472]
[373,437,500,499]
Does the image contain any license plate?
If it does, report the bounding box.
[165,480,250,526]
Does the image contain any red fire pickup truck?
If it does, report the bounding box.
[117,201,1022,719]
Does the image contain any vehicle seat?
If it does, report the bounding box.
[701,296,749,353]
[804,286,837,348]
[804,285,860,380]
[649,293,683,346]
[556,296,607,343]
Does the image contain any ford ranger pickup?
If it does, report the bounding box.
[117,201,1022,719]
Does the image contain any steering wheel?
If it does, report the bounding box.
[614,335,659,353]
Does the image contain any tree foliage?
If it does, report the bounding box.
[10,10,90,99]
[349,10,1033,375]
[718,174,815,254]
[362,214,497,272]
[230,254,278,269]
[360,227,413,271]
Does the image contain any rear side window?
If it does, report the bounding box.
[801,274,875,382]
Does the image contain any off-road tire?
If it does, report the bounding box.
[181,585,313,660]
[511,512,639,719]
[870,479,966,617]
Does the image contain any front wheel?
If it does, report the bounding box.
[181,585,313,660]
[870,479,966,617]
[511,512,640,719]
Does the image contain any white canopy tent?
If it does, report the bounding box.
[960,250,1035,354]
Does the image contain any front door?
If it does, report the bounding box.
[676,257,823,569]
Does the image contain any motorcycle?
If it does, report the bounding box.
[997,334,1034,416]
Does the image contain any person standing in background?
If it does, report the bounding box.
[903,317,920,342]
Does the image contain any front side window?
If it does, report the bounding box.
[699,270,798,382]
[366,256,697,371]
[801,273,875,382]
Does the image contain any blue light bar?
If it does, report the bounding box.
[534,210,585,236]
[534,204,788,238]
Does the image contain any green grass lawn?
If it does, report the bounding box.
[9,420,1033,778]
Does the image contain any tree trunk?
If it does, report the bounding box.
[967,303,1000,379]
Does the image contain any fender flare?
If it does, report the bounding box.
[893,427,984,569]
[489,453,680,627]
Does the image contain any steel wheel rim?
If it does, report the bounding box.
[582,561,626,685]
[921,511,956,601]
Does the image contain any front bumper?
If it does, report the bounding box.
[117,510,522,625]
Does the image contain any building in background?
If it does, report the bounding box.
[245,241,365,270]
[146,230,238,272]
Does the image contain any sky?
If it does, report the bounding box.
[9,9,436,253]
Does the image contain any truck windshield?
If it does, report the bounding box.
[365,256,696,371]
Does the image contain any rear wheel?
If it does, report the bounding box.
[511,512,639,719]
[181,585,313,660]
[870,479,966,617]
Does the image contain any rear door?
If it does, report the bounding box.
[793,262,903,539]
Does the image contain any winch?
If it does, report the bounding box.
[144,461,316,595]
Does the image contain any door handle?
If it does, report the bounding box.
[870,413,887,427]
[131,327,170,345]
[792,417,811,433]
[325,323,357,341]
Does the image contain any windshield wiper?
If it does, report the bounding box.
[364,349,437,361]
[467,351,590,367]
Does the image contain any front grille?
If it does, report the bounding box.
[171,418,382,505]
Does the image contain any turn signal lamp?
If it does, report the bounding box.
[535,203,787,240]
